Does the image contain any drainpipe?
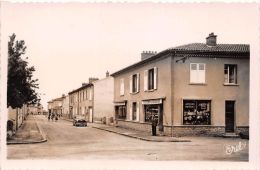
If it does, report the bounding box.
[171,51,176,137]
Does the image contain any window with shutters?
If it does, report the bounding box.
[145,67,157,91]
[130,73,139,93]
[224,64,237,84]
[190,63,206,84]
[89,89,92,100]
[120,78,124,96]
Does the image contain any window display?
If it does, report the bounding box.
[183,100,211,125]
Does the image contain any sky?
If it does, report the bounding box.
[1,2,259,110]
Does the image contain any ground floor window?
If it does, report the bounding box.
[132,102,137,120]
[183,100,211,125]
[144,104,160,122]
[115,105,127,120]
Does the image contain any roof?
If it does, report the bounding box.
[171,43,249,53]
[111,43,249,76]
[68,83,93,94]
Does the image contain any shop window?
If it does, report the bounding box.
[116,105,127,120]
[183,100,211,125]
[144,105,159,122]
[224,64,237,84]
[190,63,206,84]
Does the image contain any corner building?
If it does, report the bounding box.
[111,33,249,137]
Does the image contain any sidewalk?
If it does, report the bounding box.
[7,115,47,145]
[60,117,190,142]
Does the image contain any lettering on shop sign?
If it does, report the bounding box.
[225,142,247,155]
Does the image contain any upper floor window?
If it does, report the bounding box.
[89,89,92,100]
[190,63,206,84]
[120,78,124,96]
[224,64,237,84]
[130,73,140,93]
[144,67,157,91]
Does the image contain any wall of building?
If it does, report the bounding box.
[62,96,70,118]
[93,76,114,124]
[114,56,173,126]
[172,56,249,130]
[78,86,94,121]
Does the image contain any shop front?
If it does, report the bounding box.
[114,101,127,120]
[142,98,164,132]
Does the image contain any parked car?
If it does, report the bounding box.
[73,117,87,127]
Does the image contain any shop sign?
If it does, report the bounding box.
[142,99,162,105]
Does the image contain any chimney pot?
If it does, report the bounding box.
[141,50,157,61]
[206,32,217,46]
[106,71,109,77]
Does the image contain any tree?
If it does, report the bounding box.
[8,33,40,108]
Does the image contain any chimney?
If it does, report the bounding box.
[106,71,110,77]
[141,51,157,61]
[82,82,87,86]
[206,32,217,46]
[89,77,99,83]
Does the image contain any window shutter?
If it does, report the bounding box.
[129,103,132,121]
[89,90,92,100]
[120,79,124,95]
[144,70,148,91]
[129,75,133,94]
[154,67,157,90]
[136,102,140,121]
[198,63,205,83]
[137,73,140,92]
[190,63,197,83]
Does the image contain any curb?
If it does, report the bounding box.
[92,126,191,142]
[7,116,47,145]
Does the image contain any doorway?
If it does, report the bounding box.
[225,101,235,133]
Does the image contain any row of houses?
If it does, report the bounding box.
[48,74,114,124]
[49,33,249,137]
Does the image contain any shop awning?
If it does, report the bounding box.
[142,98,163,105]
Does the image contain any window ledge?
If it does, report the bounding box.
[189,83,207,85]
[223,83,239,86]
[145,89,156,92]
[130,91,139,95]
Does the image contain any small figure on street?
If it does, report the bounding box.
[151,114,158,136]
[51,113,54,121]
[55,115,58,122]
[48,114,50,121]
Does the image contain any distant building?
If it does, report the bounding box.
[68,78,98,122]
[48,97,63,116]
[111,33,249,137]
[93,72,114,125]
[62,94,70,118]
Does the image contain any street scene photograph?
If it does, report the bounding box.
[1,2,260,169]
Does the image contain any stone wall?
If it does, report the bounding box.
[117,120,152,132]
[116,120,249,137]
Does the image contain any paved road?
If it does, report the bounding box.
[7,115,248,161]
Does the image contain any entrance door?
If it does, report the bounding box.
[225,101,235,133]
[89,107,93,123]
